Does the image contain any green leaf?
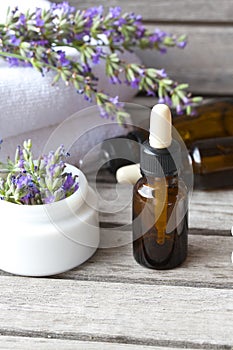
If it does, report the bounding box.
[162,79,173,85]
[52,74,60,85]
[177,34,187,42]
[186,105,192,115]
[126,68,135,81]
[192,96,203,103]
[177,83,189,90]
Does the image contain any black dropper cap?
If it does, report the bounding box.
[140,104,181,177]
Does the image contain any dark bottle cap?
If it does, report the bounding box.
[140,139,181,177]
[101,132,141,174]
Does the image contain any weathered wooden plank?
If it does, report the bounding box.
[0,336,198,350]
[56,0,233,23]
[0,235,232,288]
[136,25,233,95]
[57,235,233,289]
[0,277,232,347]
[94,183,233,232]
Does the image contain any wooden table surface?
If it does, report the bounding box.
[0,169,232,349]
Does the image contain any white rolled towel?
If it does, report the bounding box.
[0,0,141,164]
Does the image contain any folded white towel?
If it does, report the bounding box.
[0,49,140,139]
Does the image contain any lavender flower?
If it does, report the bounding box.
[0,4,202,118]
[57,50,70,67]
[177,41,187,48]
[0,140,79,205]
[130,78,140,89]
[84,6,104,19]
[8,35,21,46]
[109,7,122,18]
[51,1,75,14]
[35,8,44,27]
[18,14,26,26]
[92,48,102,65]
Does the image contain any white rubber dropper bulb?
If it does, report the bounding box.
[149,104,172,149]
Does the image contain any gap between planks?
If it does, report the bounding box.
[0,334,230,350]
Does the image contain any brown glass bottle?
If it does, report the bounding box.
[133,173,188,269]
[174,99,233,147]
[133,104,188,269]
[190,136,233,189]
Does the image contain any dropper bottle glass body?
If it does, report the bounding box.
[132,104,188,269]
[133,171,188,269]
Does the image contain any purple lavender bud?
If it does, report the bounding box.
[147,90,155,97]
[62,173,75,191]
[177,41,187,49]
[18,159,25,169]
[57,50,70,67]
[31,40,49,46]
[11,6,19,15]
[130,78,140,89]
[21,193,31,205]
[74,183,79,192]
[104,29,114,37]
[156,68,167,78]
[135,24,146,39]
[113,18,127,26]
[109,76,121,85]
[92,48,102,65]
[84,6,103,18]
[99,107,109,119]
[138,68,145,77]
[9,35,21,46]
[182,96,191,105]
[18,14,26,26]
[84,94,92,102]
[176,104,183,115]
[51,2,75,14]
[164,96,172,106]
[109,7,122,18]
[158,97,165,104]
[159,47,167,54]
[35,8,45,27]
[109,96,124,108]
[44,194,55,204]
[82,64,91,73]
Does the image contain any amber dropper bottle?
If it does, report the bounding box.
[132,104,188,269]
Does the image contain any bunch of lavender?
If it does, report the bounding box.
[0,2,202,121]
[0,140,79,205]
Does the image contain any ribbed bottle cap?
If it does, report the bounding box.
[140,139,181,177]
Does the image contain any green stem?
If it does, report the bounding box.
[0,51,30,61]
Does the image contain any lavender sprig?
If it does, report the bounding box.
[0,2,202,120]
[0,140,79,205]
